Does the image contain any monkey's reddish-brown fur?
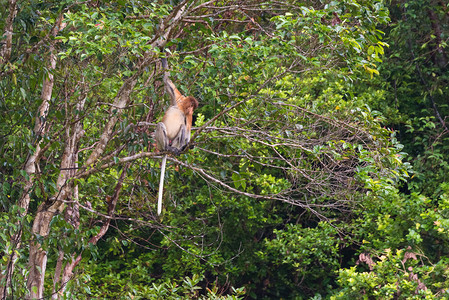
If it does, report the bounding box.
[179,96,198,132]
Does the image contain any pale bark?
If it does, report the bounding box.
[85,78,138,166]
[51,90,86,298]
[23,15,69,299]
[0,2,19,297]
[52,184,80,300]
[52,250,65,300]
[0,0,18,63]
[27,140,73,298]
[0,14,63,300]
[28,87,87,299]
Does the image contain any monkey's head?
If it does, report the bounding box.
[182,96,199,115]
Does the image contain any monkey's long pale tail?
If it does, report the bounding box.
[157,155,167,215]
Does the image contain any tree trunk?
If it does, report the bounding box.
[0,2,19,298]
[0,0,18,63]
[51,90,85,298]
[25,16,64,299]
[52,249,65,300]
[0,13,62,300]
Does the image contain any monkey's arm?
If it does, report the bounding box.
[161,57,183,106]
[164,76,184,107]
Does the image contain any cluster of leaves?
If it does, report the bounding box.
[334,248,449,299]
[332,1,449,297]
[372,0,449,196]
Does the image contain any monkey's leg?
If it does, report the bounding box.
[170,124,187,155]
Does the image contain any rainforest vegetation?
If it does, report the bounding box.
[1,0,448,298]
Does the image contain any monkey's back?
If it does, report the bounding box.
[162,106,185,139]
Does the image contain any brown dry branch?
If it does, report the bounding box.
[168,154,351,219]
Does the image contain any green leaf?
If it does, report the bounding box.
[20,88,26,100]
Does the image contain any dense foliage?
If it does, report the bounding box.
[0,0,448,299]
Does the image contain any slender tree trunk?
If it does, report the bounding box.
[51,88,86,299]
[52,249,65,300]
[27,129,79,298]
[0,13,63,300]
[0,2,18,298]
[25,16,64,299]
[0,0,17,64]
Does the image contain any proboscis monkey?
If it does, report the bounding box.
[154,57,198,215]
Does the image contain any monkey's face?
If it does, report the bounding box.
[183,96,198,114]
[188,96,199,110]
